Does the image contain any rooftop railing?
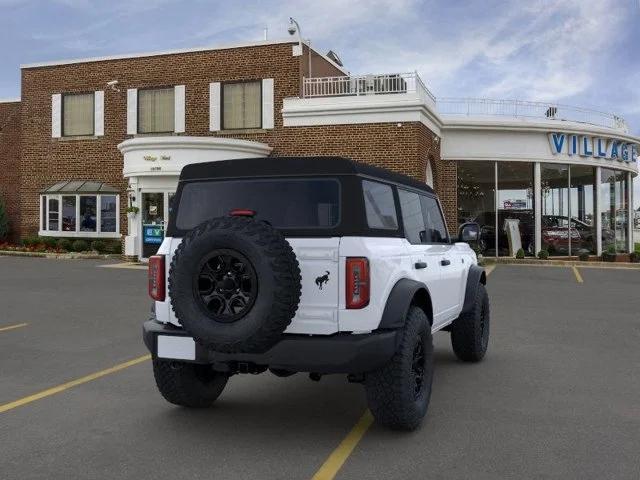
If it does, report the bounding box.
[436,98,628,132]
[302,72,436,104]
[301,74,628,133]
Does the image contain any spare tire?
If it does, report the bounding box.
[169,216,301,353]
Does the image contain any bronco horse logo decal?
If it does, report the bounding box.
[315,271,330,290]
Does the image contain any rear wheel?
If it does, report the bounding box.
[153,359,228,408]
[365,307,433,431]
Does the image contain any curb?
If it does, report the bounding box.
[0,250,122,260]
[483,258,640,269]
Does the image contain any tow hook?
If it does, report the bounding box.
[309,372,322,382]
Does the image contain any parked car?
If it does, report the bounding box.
[143,157,490,431]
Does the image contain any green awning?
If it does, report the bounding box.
[41,180,119,194]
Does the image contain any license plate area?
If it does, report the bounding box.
[157,335,196,361]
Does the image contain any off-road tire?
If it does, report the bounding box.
[153,359,228,408]
[169,216,301,353]
[451,283,490,362]
[364,307,434,431]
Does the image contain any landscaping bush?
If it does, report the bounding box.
[537,249,549,260]
[57,238,72,251]
[630,252,640,263]
[71,239,89,252]
[0,195,9,240]
[515,248,525,259]
[21,236,39,247]
[602,245,617,262]
[42,236,58,249]
[90,240,106,253]
[578,251,590,262]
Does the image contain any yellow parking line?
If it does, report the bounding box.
[98,262,148,270]
[311,410,374,480]
[0,323,28,333]
[485,264,496,276]
[0,354,151,414]
[572,266,584,284]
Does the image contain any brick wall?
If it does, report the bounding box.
[18,42,451,240]
[0,101,21,241]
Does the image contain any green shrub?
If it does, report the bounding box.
[515,248,525,259]
[0,195,9,240]
[578,251,590,262]
[91,240,106,253]
[57,238,72,251]
[537,249,549,260]
[71,239,89,252]
[22,235,39,247]
[42,237,58,249]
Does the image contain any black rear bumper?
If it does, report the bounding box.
[143,319,399,374]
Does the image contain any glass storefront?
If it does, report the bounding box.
[457,161,496,256]
[457,161,631,256]
[497,163,534,256]
[601,168,629,253]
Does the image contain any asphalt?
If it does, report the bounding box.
[0,257,639,479]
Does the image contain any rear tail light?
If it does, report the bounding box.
[149,255,166,301]
[229,208,256,217]
[346,257,369,309]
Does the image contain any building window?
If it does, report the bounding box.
[40,194,119,237]
[497,162,535,256]
[457,161,496,256]
[138,87,175,133]
[62,93,94,136]
[222,81,261,129]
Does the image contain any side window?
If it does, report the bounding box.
[362,180,398,230]
[398,189,426,244]
[420,195,449,243]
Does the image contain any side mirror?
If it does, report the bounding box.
[458,222,480,243]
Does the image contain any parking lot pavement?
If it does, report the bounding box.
[1,258,639,479]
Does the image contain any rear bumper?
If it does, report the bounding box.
[143,319,399,374]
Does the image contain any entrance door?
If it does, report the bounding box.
[142,192,165,258]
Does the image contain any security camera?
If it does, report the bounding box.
[107,80,120,92]
[287,24,297,35]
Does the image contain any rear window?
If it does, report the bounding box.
[175,178,340,231]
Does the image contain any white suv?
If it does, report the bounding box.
[144,157,490,430]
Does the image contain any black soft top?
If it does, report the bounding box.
[179,156,434,194]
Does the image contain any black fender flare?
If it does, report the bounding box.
[377,279,433,330]
[461,265,487,315]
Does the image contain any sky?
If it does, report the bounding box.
[0,0,639,205]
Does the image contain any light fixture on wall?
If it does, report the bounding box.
[107,80,120,93]
[433,135,440,144]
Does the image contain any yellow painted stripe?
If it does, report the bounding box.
[572,266,584,283]
[0,322,28,333]
[0,354,151,414]
[311,410,374,480]
[485,264,496,276]
[99,262,148,270]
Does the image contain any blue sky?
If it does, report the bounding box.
[1,0,639,202]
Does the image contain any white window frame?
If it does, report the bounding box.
[39,193,120,238]
[52,91,104,138]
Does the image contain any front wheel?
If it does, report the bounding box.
[450,283,490,362]
[153,359,228,408]
[364,307,434,431]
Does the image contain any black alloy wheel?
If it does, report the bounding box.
[411,338,426,400]
[194,249,258,323]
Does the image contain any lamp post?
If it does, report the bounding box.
[288,17,312,95]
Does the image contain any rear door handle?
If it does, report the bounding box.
[414,262,427,269]
[440,259,451,266]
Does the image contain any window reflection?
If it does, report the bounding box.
[497,163,535,256]
[457,161,496,255]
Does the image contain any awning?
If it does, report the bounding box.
[41,180,119,194]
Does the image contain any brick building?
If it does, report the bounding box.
[0,38,638,259]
